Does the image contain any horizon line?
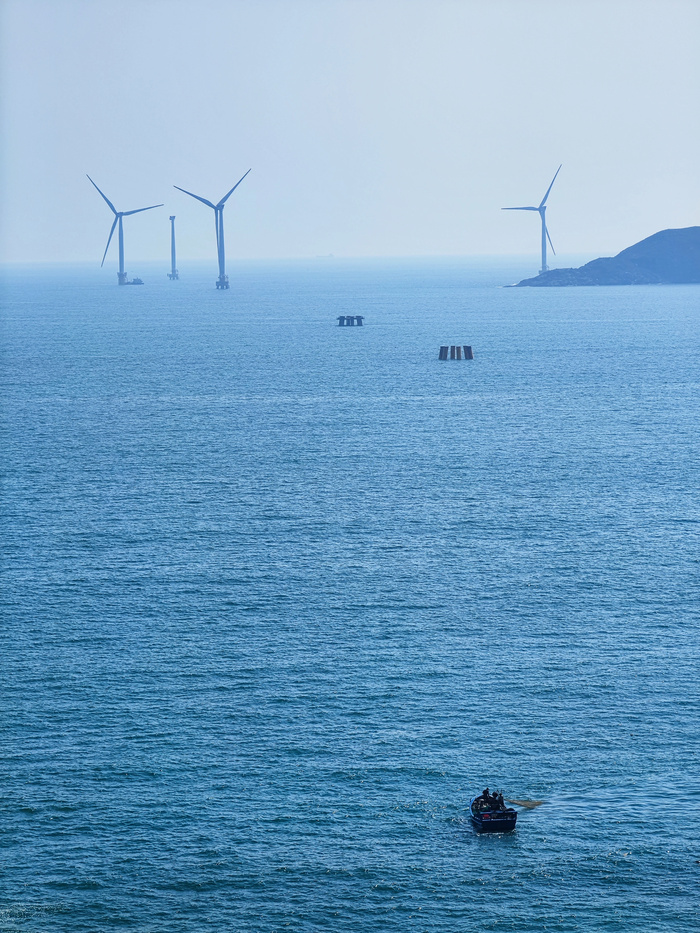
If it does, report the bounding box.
[0,250,605,267]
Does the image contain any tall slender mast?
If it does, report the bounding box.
[118,216,125,284]
[540,210,548,275]
[218,209,226,283]
[168,216,179,279]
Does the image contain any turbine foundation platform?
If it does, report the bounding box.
[168,271,179,280]
[439,345,474,360]
[337,315,365,326]
[216,275,230,290]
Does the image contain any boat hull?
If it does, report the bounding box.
[470,797,517,833]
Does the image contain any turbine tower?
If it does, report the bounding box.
[87,176,163,285]
[168,216,179,280]
[502,165,562,275]
[174,169,251,289]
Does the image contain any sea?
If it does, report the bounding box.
[1,258,699,932]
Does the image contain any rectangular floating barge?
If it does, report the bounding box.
[337,316,364,326]
[439,345,473,360]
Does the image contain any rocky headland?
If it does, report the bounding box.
[515,226,700,287]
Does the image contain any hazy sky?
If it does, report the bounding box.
[1,0,698,263]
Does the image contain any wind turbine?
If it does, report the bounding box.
[502,165,562,274]
[174,169,251,289]
[87,176,163,285]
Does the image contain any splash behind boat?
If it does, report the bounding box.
[470,793,517,833]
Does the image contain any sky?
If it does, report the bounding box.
[1,0,698,264]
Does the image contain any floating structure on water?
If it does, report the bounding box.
[337,316,364,326]
[470,790,517,833]
[168,216,179,280]
[439,345,473,360]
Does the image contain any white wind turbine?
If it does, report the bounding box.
[503,165,562,274]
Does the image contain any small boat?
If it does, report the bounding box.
[470,791,517,833]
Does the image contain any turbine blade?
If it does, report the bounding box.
[502,206,539,211]
[122,204,164,216]
[539,164,562,209]
[101,216,119,266]
[545,224,556,256]
[217,168,252,208]
[174,186,216,209]
[87,175,117,214]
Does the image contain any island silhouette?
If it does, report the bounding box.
[514,226,700,286]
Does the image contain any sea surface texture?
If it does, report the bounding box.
[2,260,699,931]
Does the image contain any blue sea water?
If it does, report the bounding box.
[1,259,699,932]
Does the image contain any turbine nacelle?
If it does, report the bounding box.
[173,168,251,213]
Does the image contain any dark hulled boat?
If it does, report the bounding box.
[470,792,517,833]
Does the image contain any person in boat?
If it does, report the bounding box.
[479,789,505,810]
